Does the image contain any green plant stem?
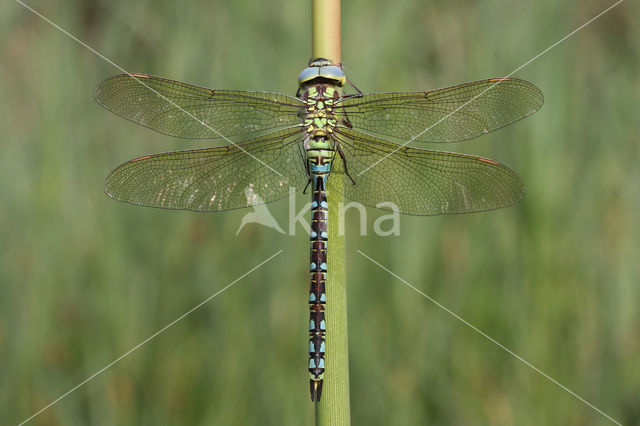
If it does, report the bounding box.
[312,0,342,63]
[312,1,350,425]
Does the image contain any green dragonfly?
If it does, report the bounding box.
[95,58,543,401]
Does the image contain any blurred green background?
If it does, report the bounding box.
[1,0,639,424]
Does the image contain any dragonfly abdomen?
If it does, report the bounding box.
[307,145,332,402]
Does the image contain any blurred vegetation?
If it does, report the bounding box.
[1,0,639,424]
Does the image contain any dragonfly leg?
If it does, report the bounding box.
[346,77,363,95]
[336,143,356,185]
[301,143,313,194]
[336,103,354,130]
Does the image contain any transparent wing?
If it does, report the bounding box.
[105,129,308,211]
[95,74,304,142]
[337,78,543,143]
[329,129,524,216]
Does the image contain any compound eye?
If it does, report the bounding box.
[318,65,346,86]
[320,66,345,80]
[298,67,320,86]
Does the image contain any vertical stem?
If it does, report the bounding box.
[312,0,341,63]
[312,1,350,425]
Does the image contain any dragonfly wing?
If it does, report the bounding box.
[105,129,308,211]
[95,74,304,141]
[329,129,524,216]
[337,78,543,143]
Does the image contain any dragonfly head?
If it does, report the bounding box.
[298,58,346,88]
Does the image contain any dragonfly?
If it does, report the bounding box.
[95,58,543,402]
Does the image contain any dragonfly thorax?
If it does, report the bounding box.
[302,85,341,139]
[303,84,339,182]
